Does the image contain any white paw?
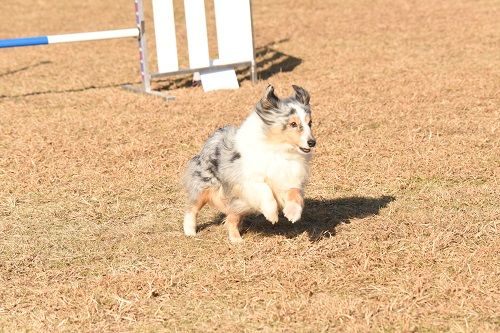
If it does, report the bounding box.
[283,202,303,223]
[183,212,197,236]
[229,235,244,244]
[261,201,279,224]
[264,211,279,224]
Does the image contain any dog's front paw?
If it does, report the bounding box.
[262,201,279,224]
[283,202,303,223]
[263,210,279,224]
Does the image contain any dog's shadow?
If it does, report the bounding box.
[199,195,395,241]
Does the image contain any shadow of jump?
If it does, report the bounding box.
[236,41,302,81]
[0,60,51,78]
[199,195,395,241]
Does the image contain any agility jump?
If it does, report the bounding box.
[0,0,257,98]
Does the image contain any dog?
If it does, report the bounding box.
[182,84,316,242]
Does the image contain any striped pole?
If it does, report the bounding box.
[0,28,138,48]
[134,0,151,93]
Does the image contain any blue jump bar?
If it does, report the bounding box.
[0,36,49,48]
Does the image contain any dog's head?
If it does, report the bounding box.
[255,84,316,155]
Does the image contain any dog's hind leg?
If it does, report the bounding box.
[183,189,210,236]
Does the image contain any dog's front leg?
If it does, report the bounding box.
[226,213,244,243]
[259,184,279,224]
[283,188,304,223]
[244,182,279,224]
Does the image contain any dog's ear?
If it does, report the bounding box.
[292,85,310,105]
[260,85,280,110]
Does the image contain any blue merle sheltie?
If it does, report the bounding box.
[182,85,316,242]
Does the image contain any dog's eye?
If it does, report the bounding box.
[308,121,312,127]
[290,122,298,128]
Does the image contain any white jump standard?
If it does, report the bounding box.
[134,0,258,95]
[0,0,257,98]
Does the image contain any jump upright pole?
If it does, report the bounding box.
[134,0,151,93]
[122,0,175,99]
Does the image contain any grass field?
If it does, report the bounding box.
[1,0,499,331]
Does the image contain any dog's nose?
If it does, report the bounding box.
[307,139,316,148]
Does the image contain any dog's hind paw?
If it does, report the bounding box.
[229,235,244,244]
[283,202,303,223]
[183,212,197,236]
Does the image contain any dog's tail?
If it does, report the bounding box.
[182,155,220,204]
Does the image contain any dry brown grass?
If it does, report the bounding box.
[1,0,499,332]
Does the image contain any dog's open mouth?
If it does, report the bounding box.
[299,147,311,153]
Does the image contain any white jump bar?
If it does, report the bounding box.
[47,28,139,44]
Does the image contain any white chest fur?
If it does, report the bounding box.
[236,114,310,183]
[266,155,309,191]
